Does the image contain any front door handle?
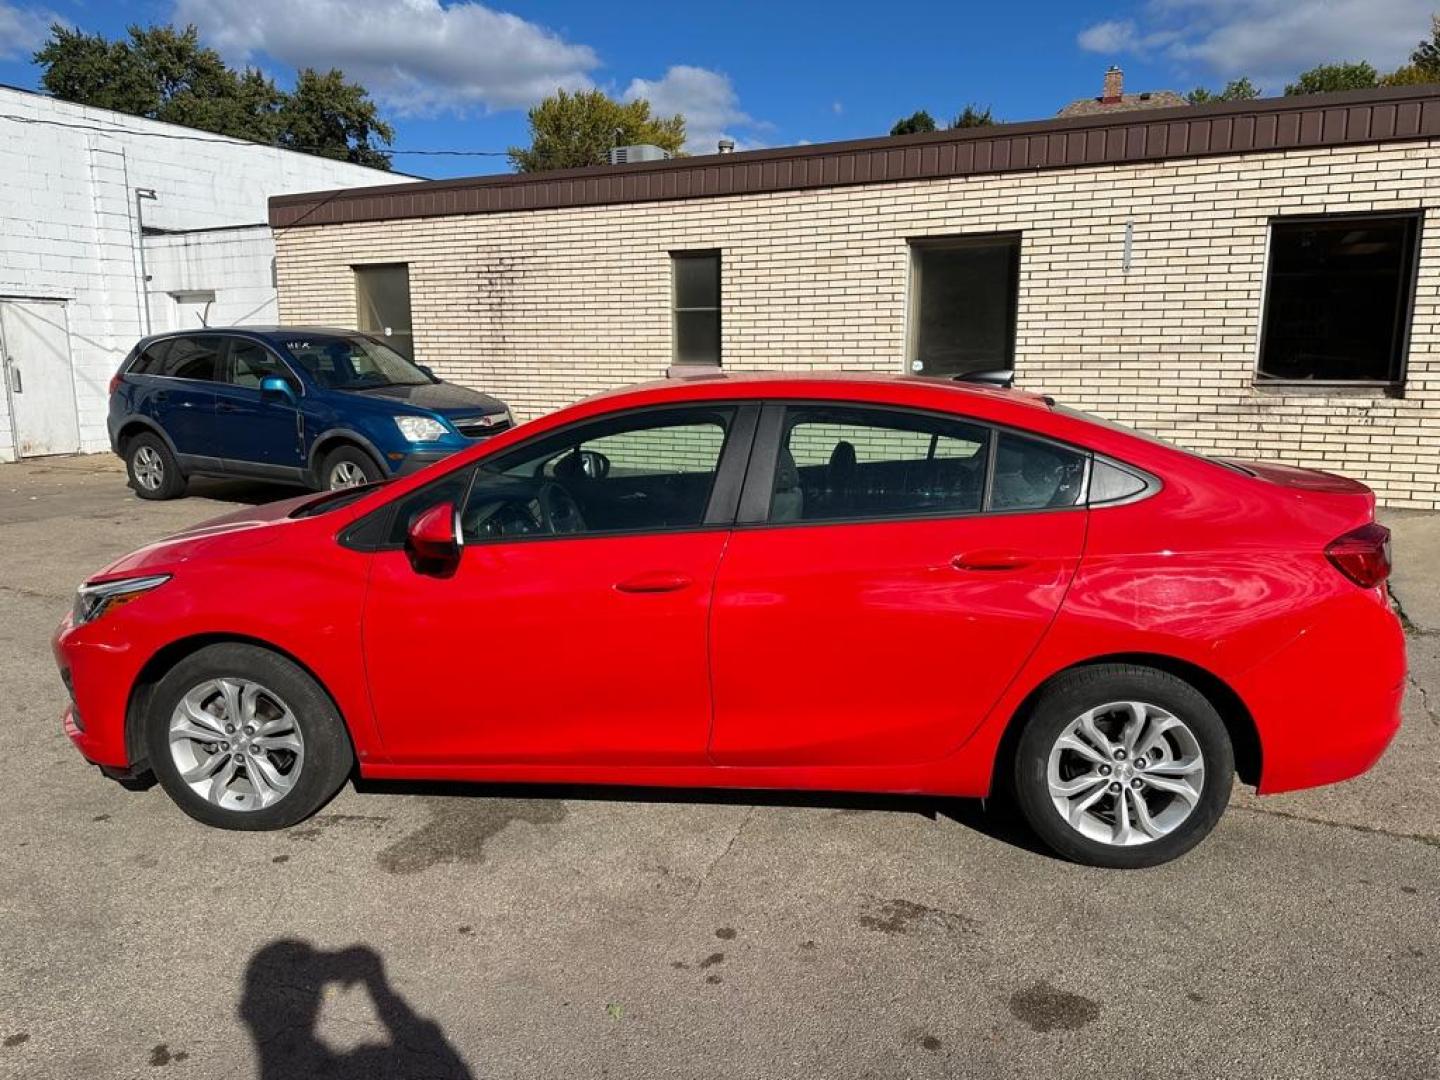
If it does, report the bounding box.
[615,571,693,594]
[216,402,237,414]
[951,549,1036,572]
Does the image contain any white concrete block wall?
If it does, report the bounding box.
[274,139,1440,507]
[0,85,406,461]
[144,227,281,331]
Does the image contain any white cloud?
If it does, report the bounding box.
[172,0,599,113]
[1078,0,1433,87]
[623,65,768,153]
[0,2,57,60]
[831,100,844,115]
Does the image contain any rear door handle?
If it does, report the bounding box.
[951,549,1036,572]
[615,571,693,594]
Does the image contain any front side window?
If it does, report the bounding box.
[382,407,735,547]
[355,264,415,360]
[285,334,431,390]
[227,340,296,390]
[156,336,222,381]
[672,252,721,365]
[908,234,1020,378]
[771,406,990,522]
[1257,213,1421,384]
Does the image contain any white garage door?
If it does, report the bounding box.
[1,300,81,458]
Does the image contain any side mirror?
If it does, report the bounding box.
[259,375,297,403]
[406,501,460,571]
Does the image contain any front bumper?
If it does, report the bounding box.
[391,449,457,477]
[54,613,137,769]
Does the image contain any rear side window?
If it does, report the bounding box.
[772,406,990,523]
[155,336,222,381]
[128,341,170,375]
[990,432,1087,511]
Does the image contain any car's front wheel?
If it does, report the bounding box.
[145,643,354,830]
[1012,664,1234,869]
[319,445,382,491]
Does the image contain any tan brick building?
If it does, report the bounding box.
[270,86,1440,507]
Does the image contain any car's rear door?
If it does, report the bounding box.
[360,403,757,766]
[143,335,222,458]
[708,402,1088,766]
[211,337,306,474]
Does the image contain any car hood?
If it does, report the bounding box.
[345,381,507,417]
[89,493,326,581]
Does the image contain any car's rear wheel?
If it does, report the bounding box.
[125,432,186,500]
[319,445,382,491]
[145,643,353,830]
[1012,664,1233,868]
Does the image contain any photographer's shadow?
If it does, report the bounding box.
[241,940,473,1080]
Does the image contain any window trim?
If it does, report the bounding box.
[904,231,1023,377]
[218,335,306,396]
[1252,209,1423,389]
[127,332,226,384]
[670,249,722,366]
[735,399,1142,530]
[341,401,762,552]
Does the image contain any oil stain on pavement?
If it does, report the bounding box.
[1007,981,1101,1032]
[858,896,979,937]
[376,797,567,875]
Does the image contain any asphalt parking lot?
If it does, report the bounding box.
[1,455,1437,1080]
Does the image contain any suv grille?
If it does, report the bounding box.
[453,415,511,439]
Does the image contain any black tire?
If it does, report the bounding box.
[145,643,354,831]
[1011,664,1234,869]
[125,432,187,500]
[317,444,383,491]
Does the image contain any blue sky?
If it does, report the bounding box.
[0,0,1433,179]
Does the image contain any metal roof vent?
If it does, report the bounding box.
[608,144,672,165]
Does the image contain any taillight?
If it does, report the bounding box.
[1325,522,1391,588]
[107,372,123,395]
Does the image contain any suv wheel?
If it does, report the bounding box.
[145,643,354,830]
[1011,664,1234,869]
[125,432,186,500]
[319,445,382,491]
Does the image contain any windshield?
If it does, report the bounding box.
[283,334,432,390]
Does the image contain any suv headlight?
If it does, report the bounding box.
[73,574,170,626]
[394,415,449,443]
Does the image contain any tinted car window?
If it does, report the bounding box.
[990,432,1087,511]
[771,406,989,523]
[157,336,222,381]
[228,340,295,390]
[462,407,735,540]
[128,341,170,375]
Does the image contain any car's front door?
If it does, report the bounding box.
[361,403,755,765]
[211,338,305,474]
[708,402,1089,766]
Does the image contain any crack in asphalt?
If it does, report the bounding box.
[0,582,68,604]
[1407,670,1440,728]
[1231,803,1440,850]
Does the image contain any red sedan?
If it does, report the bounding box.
[54,373,1404,868]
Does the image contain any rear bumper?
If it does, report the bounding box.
[1239,590,1406,794]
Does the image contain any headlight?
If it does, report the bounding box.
[394,415,450,442]
[73,574,170,626]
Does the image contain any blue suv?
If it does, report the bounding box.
[109,327,512,499]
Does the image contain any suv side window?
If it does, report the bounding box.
[128,341,171,375]
[157,336,223,381]
[227,339,297,391]
[770,405,990,522]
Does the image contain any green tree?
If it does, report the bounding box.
[1284,61,1378,95]
[34,23,391,167]
[1186,77,1261,104]
[278,68,393,168]
[1413,14,1440,75]
[509,89,685,172]
[890,109,937,136]
[950,104,994,128]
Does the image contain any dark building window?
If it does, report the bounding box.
[672,251,721,365]
[1257,213,1421,384]
[908,234,1020,378]
[355,264,414,360]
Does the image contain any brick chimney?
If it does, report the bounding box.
[1102,65,1124,104]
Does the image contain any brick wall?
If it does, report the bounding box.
[273,140,1440,507]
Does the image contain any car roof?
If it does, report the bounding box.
[137,326,365,347]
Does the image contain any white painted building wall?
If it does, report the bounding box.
[0,85,405,461]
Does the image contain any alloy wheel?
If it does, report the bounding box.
[328,461,366,489]
[168,678,306,811]
[1045,700,1205,847]
[133,445,164,491]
